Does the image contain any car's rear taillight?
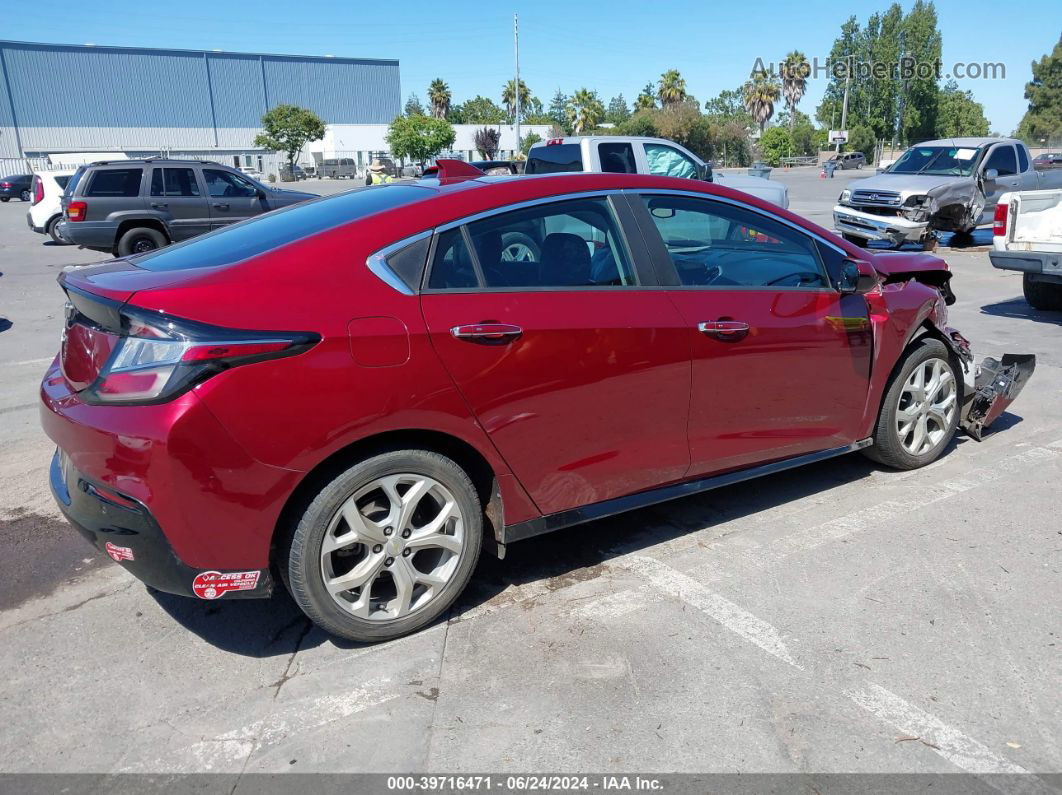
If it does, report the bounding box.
[60,287,319,405]
[992,202,1008,237]
[32,175,44,205]
[0,182,11,189]
[67,201,87,221]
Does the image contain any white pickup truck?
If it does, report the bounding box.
[990,188,1062,309]
[525,136,789,208]
[834,137,1062,249]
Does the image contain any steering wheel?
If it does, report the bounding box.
[765,271,824,287]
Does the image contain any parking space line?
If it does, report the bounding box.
[8,357,53,367]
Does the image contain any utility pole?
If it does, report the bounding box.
[836,54,851,154]
[513,13,521,159]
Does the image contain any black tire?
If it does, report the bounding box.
[46,215,68,245]
[500,231,540,262]
[20,189,31,202]
[0,197,8,202]
[117,226,167,257]
[863,338,961,470]
[842,233,868,248]
[284,449,483,643]
[1022,274,1062,311]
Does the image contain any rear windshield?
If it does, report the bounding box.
[131,184,435,272]
[54,175,71,190]
[65,167,86,196]
[525,144,583,174]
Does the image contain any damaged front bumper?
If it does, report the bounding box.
[834,205,929,245]
[961,354,1037,441]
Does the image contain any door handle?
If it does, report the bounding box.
[150,202,168,209]
[212,202,229,210]
[698,320,749,340]
[450,323,523,343]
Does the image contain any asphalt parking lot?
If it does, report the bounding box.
[0,170,1059,780]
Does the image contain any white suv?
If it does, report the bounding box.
[27,170,75,244]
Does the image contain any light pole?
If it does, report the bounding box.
[514,13,521,158]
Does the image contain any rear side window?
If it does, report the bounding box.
[132,185,435,272]
[524,144,583,174]
[86,168,143,197]
[598,142,636,173]
[54,175,70,190]
[151,168,201,197]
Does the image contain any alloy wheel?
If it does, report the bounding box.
[895,357,957,456]
[319,474,464,621]
[501,242,535,262]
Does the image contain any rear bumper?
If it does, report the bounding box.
[49,449,273,599]
[27,212,45,234]
[834,205,928,245]
[990,250,1062,281]
[59,220,118,250]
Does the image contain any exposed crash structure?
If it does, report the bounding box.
[834,137,1062,249]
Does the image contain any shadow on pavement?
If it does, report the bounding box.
[980,297,1062,326]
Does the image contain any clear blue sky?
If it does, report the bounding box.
[6,0,1057,134]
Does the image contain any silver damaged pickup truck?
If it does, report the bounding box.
[833,137,1062,249]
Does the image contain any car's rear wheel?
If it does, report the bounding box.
[864,338,960,470]
[1022,274,1062,311]
[46,216,68,244]
[117,227,167,256]
[842,233,868,247]
[0,197,8,203]
[285,449,482,642]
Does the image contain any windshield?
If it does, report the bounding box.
[887,146,982,176]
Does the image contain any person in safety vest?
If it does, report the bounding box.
[368,159,394,185]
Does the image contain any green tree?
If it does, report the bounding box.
[566,89,605,134]
[428,78,451,119]
[744,72,781,133]
[548,89,570,129]
[253,104,326,170]
[634,82,657,111]
[615,110,659,138]
[1016,36,1062,144]
[606,95,630,124]
[847,123,877,156]
[936,80,989,138]
[781,51,810,132]
[657,69,688,109]
[521,132,543,155]
[758,126,793,166]
[502,79,532,123]
[404,93,424,117]
[386,115,456,166]
[705,87,750,122]
[900,0,942,143]
[452,96,506,124]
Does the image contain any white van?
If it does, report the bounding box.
[27,170,75,244]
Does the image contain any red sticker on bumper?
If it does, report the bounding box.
[192,570,261,600]
[105,542,134,562]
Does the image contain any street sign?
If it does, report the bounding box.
[829,130,849,144]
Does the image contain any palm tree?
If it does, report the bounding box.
[743,73,781,134]
[502,79,531,123]
[634,82,656,111]
[566,89,605,134]
[428,79,451,120]
[780,51,809,131]
[657,69,687,109]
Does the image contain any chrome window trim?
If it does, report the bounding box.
[433,190,619,234]
[624,187,850,258]
[365,229,433,296]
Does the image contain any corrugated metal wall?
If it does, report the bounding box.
[0,41,400,158]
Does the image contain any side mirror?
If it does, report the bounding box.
[837,258,880,294]
[983,168,999,182]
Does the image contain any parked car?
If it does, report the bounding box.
[990,187,1062,309]
[834,137,1062,248]
[1032,152,1062,169]
[238,166,263,178]
[525,136,789,208]
[26,169,75,243]
[319,158,358,179]
[422,160,520,178]
[0,173,33,202]
[280,164,307,182]
[57,159,318,255]
[830,152,866,170]
[42,165,1034,642]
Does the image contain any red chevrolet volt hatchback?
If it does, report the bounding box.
[41,163,1033,642]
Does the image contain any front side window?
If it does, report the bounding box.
[86,168,143,197]
[428,197,636,289]
[984,145,1017,177]
[203,169,257,198]
[644,143,698,179]
[150,168,201,197]
[641,195,828,288]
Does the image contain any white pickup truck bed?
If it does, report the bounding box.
[990,188,1062,309]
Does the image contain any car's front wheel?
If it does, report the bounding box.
[20,189,30,202]
[864,338,960,470]
[285,449,482,642]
